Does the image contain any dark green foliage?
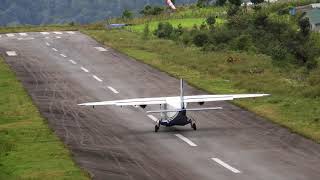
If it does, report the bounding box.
[122,9,133,19]
[154,22,174,39]
[299,18,311,37]
[228,0,242,6]
[251,0,264,4]
[193,32,209,47]
[206,16,216,26]
[197,0,209,8]
[216,0,227,6]
[227,5,240,17]
[140,5,164,16]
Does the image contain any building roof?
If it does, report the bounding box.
[306,8,320,25]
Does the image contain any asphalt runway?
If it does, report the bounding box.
[1,31,320,180]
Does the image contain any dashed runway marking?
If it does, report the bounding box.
[174,134,197,147]
[81,67,89,73]
[94,47,108,52]
[147,115,158,122]
[56,36,61,39]
[46,42,50,46]
[211,158,241,174]
[92,75,103,82]
[53,31,63,35]
[69,60,77,65]
[67,31,76,34]
[107,86,119,94]
[60,54,67,58]
[52,48,58,52]
[19,33,28,36]
[45,37,50,39]
[6,51,17,56]
[6,33,15,37]
[41,32,50,35]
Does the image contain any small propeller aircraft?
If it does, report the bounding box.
[79,79,269,132]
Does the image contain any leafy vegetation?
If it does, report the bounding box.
[0,57,89,179]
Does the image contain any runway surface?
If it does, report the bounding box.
[1,31,320,180]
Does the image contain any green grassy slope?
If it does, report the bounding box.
[0,57,89,179]
[83,29,320,142]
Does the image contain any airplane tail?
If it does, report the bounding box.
[180,79,185,109]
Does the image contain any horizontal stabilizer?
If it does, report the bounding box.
[147,107,222,114]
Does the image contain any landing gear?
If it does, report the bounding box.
[191,122,197,131]
[155,124,160,132]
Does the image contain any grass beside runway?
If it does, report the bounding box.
[0,57,89,179]
[83,29,320,143]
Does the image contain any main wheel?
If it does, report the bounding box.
[191,123,197,131]
[155,125,160,132]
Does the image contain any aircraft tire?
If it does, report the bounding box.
[155,125,160,132]
[192,123,197,131]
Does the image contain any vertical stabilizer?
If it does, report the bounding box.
[180,79,185,109]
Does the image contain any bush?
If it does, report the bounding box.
[154,22,174,39]
[140,5,164,16]
[142,23,150,40]
[206,16,216,26]
[193,32,209,47]
[232,34,253,51]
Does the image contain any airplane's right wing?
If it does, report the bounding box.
[183,94,269,103]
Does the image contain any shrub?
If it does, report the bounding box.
[140,5,164,16]
[154,22,174,39]
[142,23,150,40]
[122,9,133,19]
[206,16,216,26]
[193,32,209,47]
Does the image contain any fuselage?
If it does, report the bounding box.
[159,97,190,126]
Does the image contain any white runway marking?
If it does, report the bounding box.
[18,37,34,41]
[19,33,28,36]
[0,35,1,38]
[81,67,89,73]
[174,134,197,147]
[41,32,50,35]
[6,51,17,56]
[147,115,158,122]
[93,75,103,82]
[67,31,76,34]
[52,48,58,52]
[53,31,63,34]
[56,36,61,39]
[46,42,50,46]
[45,37,50,39]
[60,54,67,58]
[17,38,23,40]
[211,158,241,174]
[107,86,119,94]
[94,47,108,52]
[69,60,77,65]
[6,33,15,37]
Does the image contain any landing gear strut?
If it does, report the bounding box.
[155,124,160,132]
[191,122,197,131]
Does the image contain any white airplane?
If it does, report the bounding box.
[79,79,269,132]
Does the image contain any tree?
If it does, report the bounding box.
[206,16,216,26]
[299,17,311,37]
[251,0,264,4]
[122,9,132,19]
[228,0,242,6]
[216,0,227,6]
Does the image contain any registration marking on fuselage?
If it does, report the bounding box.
[174,134,197,147]
[211,158,241,174]
[93,75,103,82]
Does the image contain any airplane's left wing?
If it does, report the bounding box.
[78,97,167,107]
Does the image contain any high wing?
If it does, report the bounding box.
[78,94,269,106]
